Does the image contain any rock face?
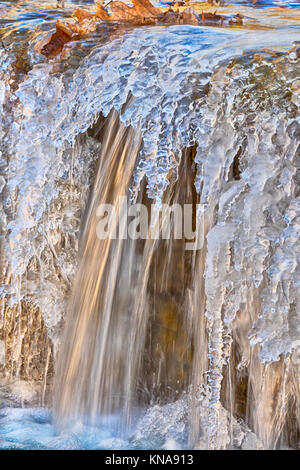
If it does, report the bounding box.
[0,300,54,406]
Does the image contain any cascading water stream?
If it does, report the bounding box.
[53,30,300,448]
[0,0,299,450]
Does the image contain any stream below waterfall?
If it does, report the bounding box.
[0,0,299,450]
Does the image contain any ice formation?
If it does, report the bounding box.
[0,3,299,450]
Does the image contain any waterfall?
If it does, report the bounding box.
[0,3,300,449]
[51,40,300,448]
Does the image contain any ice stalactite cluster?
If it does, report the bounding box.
[189,52,300,447]
[199,54,300,358]
[1,64,100,344]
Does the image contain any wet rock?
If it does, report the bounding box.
[0,378,41,407]
[0,300,54,405]
[229,14,243,25]
[291,79,300,105]
[241,431,263,450]
[288,42,300,63]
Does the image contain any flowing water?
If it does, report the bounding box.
[0,0,300,450]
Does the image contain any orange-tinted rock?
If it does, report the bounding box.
[110,2,141,21]
[95,4,111,20]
